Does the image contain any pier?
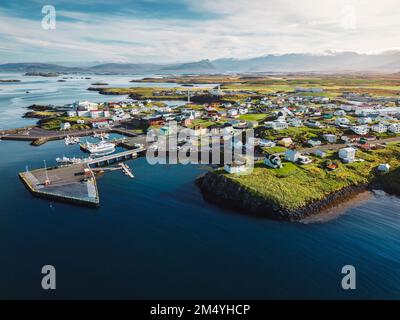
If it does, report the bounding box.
[19,163,99,207]
[87,147,146,167]
[19,148,146,207]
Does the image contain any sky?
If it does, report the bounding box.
[0,0,400,64]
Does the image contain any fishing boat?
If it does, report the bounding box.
[85,139,115,155]
[64,135,80,145]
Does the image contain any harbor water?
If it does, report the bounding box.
[0,74,399,299]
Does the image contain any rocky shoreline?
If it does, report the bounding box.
[196,171,381,221]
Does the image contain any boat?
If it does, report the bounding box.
[64,136,80,145]
[85,139,115,155]
[56,155,92,165]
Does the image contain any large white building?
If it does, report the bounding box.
[73,100,99,111]
[371,123,388,133]
[355,107,400,117]
[388,123,400,134]
[351,125,369,135]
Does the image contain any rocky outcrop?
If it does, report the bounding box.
[196,172,369,221]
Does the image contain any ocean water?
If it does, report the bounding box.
[0,75,399,299]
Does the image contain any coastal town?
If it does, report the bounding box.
[2,74,400,219]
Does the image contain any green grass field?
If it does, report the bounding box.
[221,144,400,210]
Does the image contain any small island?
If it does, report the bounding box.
[91,82,109,86]
[0,79,21,82]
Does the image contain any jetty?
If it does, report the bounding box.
[87,146,146,167]
[19,147,146,207]
[19,163,99,207]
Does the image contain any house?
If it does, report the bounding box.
[334,110,346,116]
[323,134,337,143]
[358,117,372,125]
[338,147,356,163]
[265,121,289,130]
[298,155,312,165]
[388,123,400,133]
[288,118,303,127]
[60,122,71,130]
[259,139,276,148]
[307,139,322,147]
[315,150,326,158]
[227,109,239,117]
[77,110,90,117]
[91,119,110,129]
[304,120,323,128]
[278,137,293,147]
[238,107,248,114]
[73,100,98,111]
[66,111,77,117]
[285,149,301,162]
[371,123,388,133]
[377,163,390,172]
[335,117,350,126]
[351,125,369,135]
[264,154,282,168]
[224,160,247,174]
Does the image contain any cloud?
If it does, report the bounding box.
[0,0,400,63]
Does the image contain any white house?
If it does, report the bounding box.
[227,109,239,117]
[73,100,98,111]
[259,139,276,148]
[388,123,400,134]
[238,107,249,115]
[60,122,71,130]
[351,125,369,135]
[298,155,312,165]
[91,119,110,129]
[66,111,77,117]
[334,110,346,116]
[371,123,388,133]
[265,121,289,130]
[357,117,372,125]
[224,161,247,174]
[308,139,322,147]
[285,149,301,163]
[264,154,283,169]
[323,134,337,143]
[288,118,303,127]
[335,117,350,126]
[339,147,356,163]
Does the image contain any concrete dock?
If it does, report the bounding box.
[19,163,99,207]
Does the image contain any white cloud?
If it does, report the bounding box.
[0,0,400,63]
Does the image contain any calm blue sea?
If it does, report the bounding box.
[0,74,399,299]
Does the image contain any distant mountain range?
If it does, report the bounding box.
[2,52,400,74]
